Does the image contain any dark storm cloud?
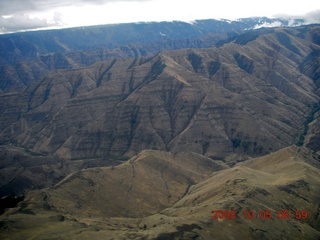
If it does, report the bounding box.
[0,0,149,16]
[0,14,53,33]
[0,0,72,33]
[0,0,149,33]
[0,12,63,33]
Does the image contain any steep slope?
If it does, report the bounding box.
[0,25,319,162]
[0,18,312,93]
[0,24,319,240]
[150,146,320,239]
[0,146,319,240]
[0,19,240,93]
[304,111,320,154]
[32,151,226,218]
[0,37,219,93]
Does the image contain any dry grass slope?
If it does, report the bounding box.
[1,26,319,162]
[0,146,319,239]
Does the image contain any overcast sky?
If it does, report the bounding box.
[1,0,320,34]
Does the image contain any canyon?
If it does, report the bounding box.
[0,21,319,239]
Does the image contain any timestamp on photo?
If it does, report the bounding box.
[211,209,308,220]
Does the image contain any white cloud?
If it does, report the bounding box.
[253,21,284,29]
[0,0,320,34]
[0,0,150,16]
[0,13,64,34]
[303,10,320,24]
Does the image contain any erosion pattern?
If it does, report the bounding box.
[0,26,319,161]
[0,24,319,240]
[0,18,268,93]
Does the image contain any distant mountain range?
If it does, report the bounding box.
[1,24,319,161]
[0,17,315,93]
[0,17,309,61]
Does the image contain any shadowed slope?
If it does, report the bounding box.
[36,151,227,218]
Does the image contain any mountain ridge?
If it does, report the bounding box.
[1,25,319,162]
[0,23,320,239]
[0,18,316,93]
[1,146,319,239]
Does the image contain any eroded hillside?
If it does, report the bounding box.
[0,24,320,240]
[0,26,319,162]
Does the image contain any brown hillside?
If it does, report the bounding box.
[0,26,319,161]
[34,151,227,218]
[0,24,320,240]
[0,146,319,239]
